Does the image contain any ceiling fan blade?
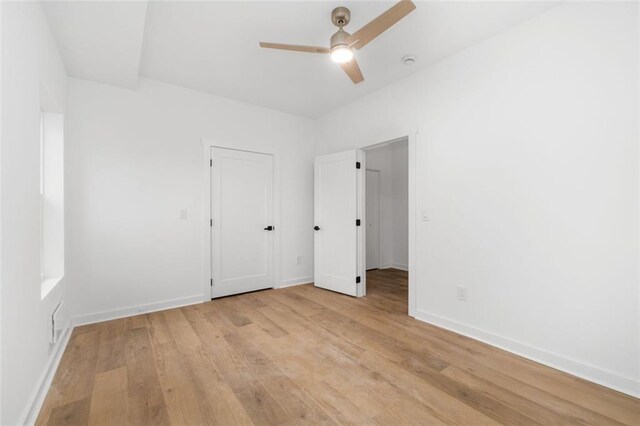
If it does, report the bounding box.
[340,58,364,84]
[347,0,416,50]
[259,42,329,54]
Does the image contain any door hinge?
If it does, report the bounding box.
[356,219,361,226]
[356,276,361,284]
[356,161,361,169]
[210,278,213,287]
[210,159,212,167]
[210,219,213,227]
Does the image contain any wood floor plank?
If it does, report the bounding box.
[125,327,170,425]
[152,339,209,425]
[372,398,447,426]
[213,318,338,424]
[235,296,289,338]
[148,309,210,425]
[36,329,101,425]
[441,365,578,425]
[95,320,127,374]
[36,269,640,425]
[257,291,501,424]
[162,307,202,351]
[87,367,128,425]
[125,313,149,331]
[45,398,91,426]
[444,362,626,426]
[182,341,254,425]
[216,297,254,327]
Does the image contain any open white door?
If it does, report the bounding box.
[211,147,274,298]
[314,149,365,297]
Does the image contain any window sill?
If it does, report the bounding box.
[41,276,63,300]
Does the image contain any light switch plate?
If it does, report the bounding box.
[456,286,468,302]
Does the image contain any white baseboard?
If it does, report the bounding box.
[379,263,409,272]
[22,324,74,426]
[277,276,313,289]
[72,294,203,327]
[414,309,640,399]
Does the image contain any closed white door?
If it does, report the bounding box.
[366,170,380,270]
[314,149,365,297]
[211,147,274,298]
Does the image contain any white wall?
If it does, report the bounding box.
[366,140,408,270]
[317,2,640,396]
[0,2,4,420]
[1,2,69,424]
[66,77,315,322]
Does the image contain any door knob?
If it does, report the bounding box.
[264,226,274,231]
[314,226,320,231]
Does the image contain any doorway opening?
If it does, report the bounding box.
[310,132,416,313]
[364,137,409,307]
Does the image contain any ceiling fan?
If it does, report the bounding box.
[259,0,416,85]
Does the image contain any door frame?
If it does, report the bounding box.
[361,131,417,317]
[365,169,381,270]
[357,149,366,296]
[200,140,280,301]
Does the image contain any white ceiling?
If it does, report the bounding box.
[42,0,148,89]
[42,1,558,118]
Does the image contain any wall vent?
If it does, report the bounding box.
[50,301,63,344]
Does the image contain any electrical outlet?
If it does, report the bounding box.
[179,208,188,220]
[456,286,468,302]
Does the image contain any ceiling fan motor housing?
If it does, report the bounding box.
[331,7,351,27]
[330,28,351,49]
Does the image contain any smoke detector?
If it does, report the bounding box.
[402,54,416,65]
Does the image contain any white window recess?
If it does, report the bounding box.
[39,83,65,299]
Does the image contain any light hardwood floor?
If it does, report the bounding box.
[37,269,639,425]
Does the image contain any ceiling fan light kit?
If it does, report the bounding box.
[330,46,354,64]
[259,0,416,84]
[329,27,354,63]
